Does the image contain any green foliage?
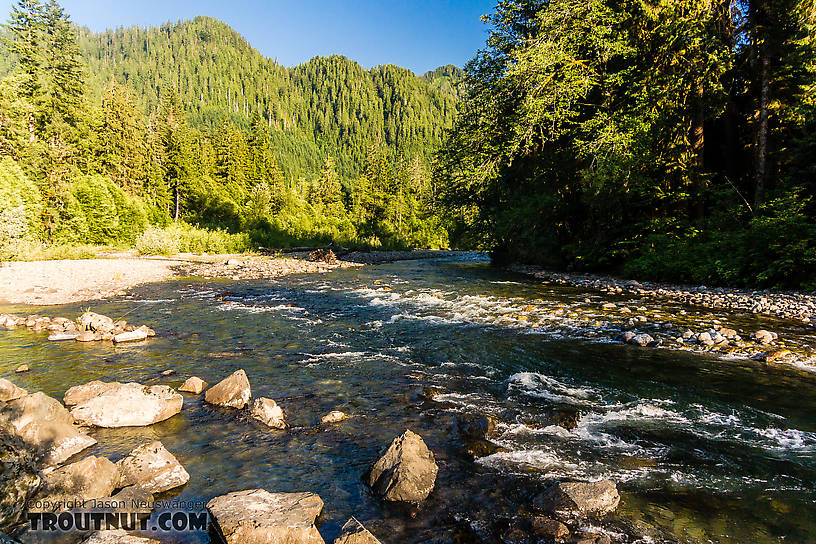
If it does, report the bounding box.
[69,174,147,243]
[135,223,250,255]
[0,156,42,242]
[438,0,816,288]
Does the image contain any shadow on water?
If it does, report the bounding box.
[1,255,815,543]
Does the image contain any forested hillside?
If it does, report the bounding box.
[0,4,457,257]
[438,0,816,288]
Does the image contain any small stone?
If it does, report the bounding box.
[536,479,620,516]
[753,330,777,344]
[178,377,207,394]
[82,530,160,544]
[15,364,29,373]
[321,410,348,424]
[161,369,175,376]
[627,333,654,347]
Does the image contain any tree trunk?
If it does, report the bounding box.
[174,181,180,221]
[691,85,706,218]
[755,53,770,208]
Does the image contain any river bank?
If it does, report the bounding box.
[0,250,459,306]
[510,264,816,324]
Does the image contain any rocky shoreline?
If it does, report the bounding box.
[507,264,816,372]
[0,362,623,544]
[510,265,816,324]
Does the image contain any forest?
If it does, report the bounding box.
[438,0,816,288]
[0,2,459,257]
[2,0,816,288]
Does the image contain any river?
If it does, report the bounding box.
[1,254,815,543]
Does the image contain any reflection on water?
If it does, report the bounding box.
[1,254,815,543]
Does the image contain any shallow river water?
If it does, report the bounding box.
[1,254,815,543]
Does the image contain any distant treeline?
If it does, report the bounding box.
[0,3,459,255]
[438,0,816,288]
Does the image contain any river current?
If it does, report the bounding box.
[1,254,814,543]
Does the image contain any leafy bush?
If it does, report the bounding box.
[135,223,251,255]
[70,174,148,244]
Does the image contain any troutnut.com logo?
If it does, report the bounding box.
[26,498,209,533]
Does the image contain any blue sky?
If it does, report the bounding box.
[1,0,496,74]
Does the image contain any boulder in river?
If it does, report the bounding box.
[536,479,620,516]
[78,312,116,333]
[76,331,102,342]
[250,398,287,429]
[178,376,207,394]
[0,430,41,533]
[204,369,251,409]
[321,410,347,424]
[116,441,190,493]
[48,332,78,341]
[530,516,570,541]
[33,455,118,511]
[207,489,324,544]
[1,391,96,466]
[68,382,183,428]
[0,378,27,402]
[333,517,382,544]
[368,429,438,503]
[457,415,497,439]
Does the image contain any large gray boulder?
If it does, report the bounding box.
[33,455,118,512]
[333,518,382,544]
[368,429,438,503]
[207,489,324,544]
[0,431,41,533]
[116,441,189,493]
[0,392,96,466]
[536,480,620,516]
[204,370,251,409]
[68,382,182,428]
[0,378,27,402]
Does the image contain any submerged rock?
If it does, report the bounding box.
[0,378,27,402]
[47,332,79,341]
[207,489,324,544]
[250,398,287,430]
[204,369,251,409]
[457,415,497,439]
[536,480,620,516]
[68,382,183,428]
[178,376,207,394]
[368,429,438,503]
[320,410,347,424]
[753,330,778,344]
[34,455,118,511]
[627,333,654,347]
[333,517,382,544]
[116,441,190,493]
